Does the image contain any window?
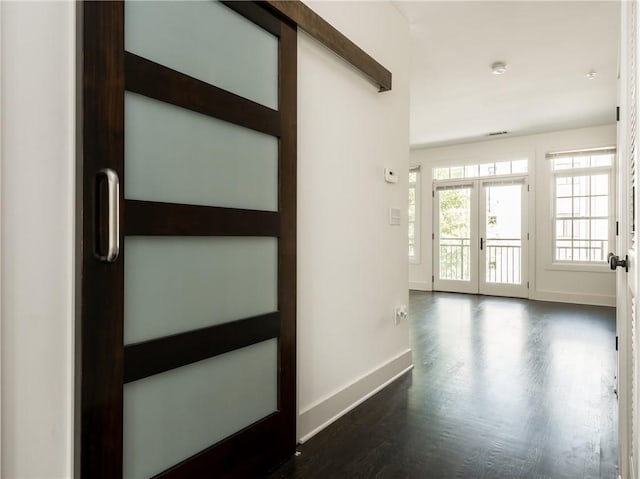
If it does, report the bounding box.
[434,159,527,181]
[549,147,616,263]
[409,167,420,263]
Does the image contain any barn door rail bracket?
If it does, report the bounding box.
[263,0,392,92]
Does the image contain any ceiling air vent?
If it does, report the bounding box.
[486,131,508,137]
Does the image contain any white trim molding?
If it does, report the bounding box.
[298,349,413,443]
[409,281,430,291]
[534,289,615,307]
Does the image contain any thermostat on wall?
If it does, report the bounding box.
[384,168,398,183]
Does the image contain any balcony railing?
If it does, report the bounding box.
[439,237,470,281]
[485,238,521,284]
[439,237,522,285]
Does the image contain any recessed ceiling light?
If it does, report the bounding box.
[586,70,597,80]
[491,62,507,75]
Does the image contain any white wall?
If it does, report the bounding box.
[297,1,411,440]
[410,124,617,306]
[1,2,75,478]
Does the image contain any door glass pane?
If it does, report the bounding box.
[438,188,471,281]
[125,0,278,109]
[125,92,278,211]
[123,338,277,479]
[125,237,277,345]
[484,184,521,284]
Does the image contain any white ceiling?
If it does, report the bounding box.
[392,1,620,148]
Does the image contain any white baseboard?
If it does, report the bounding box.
[534,289,615,307]
[297,349,413,443]
[409,281,430,291]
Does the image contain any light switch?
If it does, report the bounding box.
[389,208,401,225]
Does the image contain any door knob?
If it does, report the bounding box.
[608,253,628,272]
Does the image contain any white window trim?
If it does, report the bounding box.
[549,153,616,273]
[409,166,421,264]
[433,158,528,181]
[433,172,527,186]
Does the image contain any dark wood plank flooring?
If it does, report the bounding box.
[270,291,617,479]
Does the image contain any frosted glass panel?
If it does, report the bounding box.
[125,0,278,109]
[124,339,277,479]
[125,237,277,344]
[125,92,278,211]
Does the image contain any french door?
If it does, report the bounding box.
[77,2,296,478]
[433,178,529,298]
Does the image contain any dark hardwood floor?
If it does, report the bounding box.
[270,291,617,479]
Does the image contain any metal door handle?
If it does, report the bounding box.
[608,252,628,272]
[95,168,120,262]
[480,238,484,250]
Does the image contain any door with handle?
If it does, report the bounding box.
[433,182,479,294]
[609,253,628,272]
[77,2,297,478]
[479,179,529,298]
[615,2,638,476]
[433,177,528,298]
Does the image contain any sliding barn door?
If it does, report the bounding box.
[76,2,296,477]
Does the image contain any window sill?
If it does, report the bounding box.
[545,262,613,273]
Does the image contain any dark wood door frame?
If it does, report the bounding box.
[75,2,296,477]
[263,0,392,92]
